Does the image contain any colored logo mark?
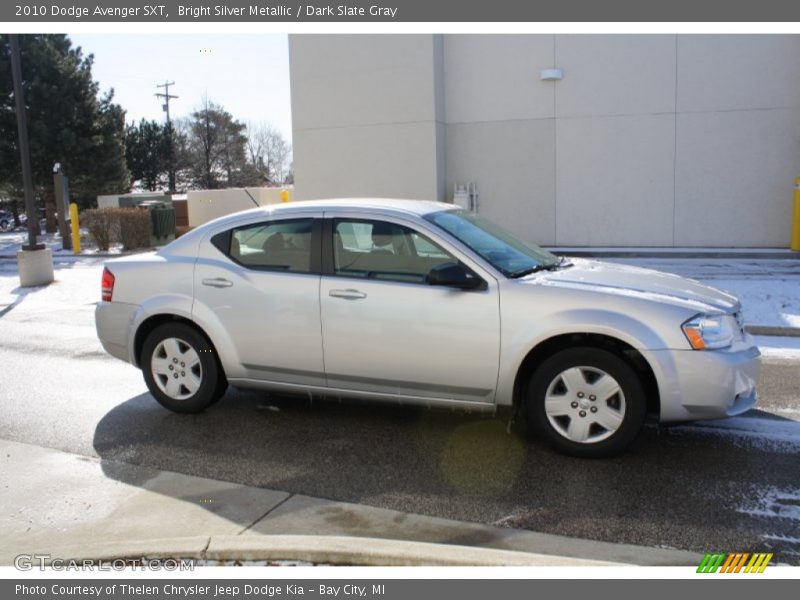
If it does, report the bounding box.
[697,552,773,573]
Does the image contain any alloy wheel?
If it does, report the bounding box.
[543,366,626,444]
[150,337,203,400]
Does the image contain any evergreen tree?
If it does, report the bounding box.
[125,119,170,191]
[0,34,129,210]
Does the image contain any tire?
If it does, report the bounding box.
[525,347,646,458]
[141,322,227,413]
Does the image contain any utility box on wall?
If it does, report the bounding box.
[453,183,478,211]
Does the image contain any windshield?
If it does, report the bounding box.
[425,209,560,277]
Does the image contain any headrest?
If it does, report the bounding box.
[263,232,285,252]
[371,222,395,247]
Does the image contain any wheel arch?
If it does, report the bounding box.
[511,332,661,419]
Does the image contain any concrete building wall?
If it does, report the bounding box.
[444,35,556,244]
[673,36,800,247]
[186,187,289,226]
[290,34,800,247]
[290,34,445,202]
[96,193,169,209]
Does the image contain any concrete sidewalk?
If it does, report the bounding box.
[0,439,699,567]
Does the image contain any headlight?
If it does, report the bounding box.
[682,313,737,350]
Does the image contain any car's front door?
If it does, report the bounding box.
[193,215,325,387]
[319,215,501,405]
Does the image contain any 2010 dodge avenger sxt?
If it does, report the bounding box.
[95,199,760,457]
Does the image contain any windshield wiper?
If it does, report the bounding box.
[556,255,574,269]
[509,265,549,278]
[509,257,572,278]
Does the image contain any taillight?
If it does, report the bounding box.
[101,267,115,302]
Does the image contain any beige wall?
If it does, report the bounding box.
[96,195,120,209]
[186,188,289,226]
[290,34,445,202]
[97,189,292,226]
[96,193,169,209]
[290,34,800,247]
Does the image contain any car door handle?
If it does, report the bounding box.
[329,288,367,300]
[202,277,233,288]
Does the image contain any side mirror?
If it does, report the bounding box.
[428,262,484,290]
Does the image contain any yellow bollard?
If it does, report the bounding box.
[793,178,800,251]
[69,202,81,254]
[280,189,290,203]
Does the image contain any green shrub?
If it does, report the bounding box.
[81,207,152,251]
[81,208,118,251]
[118,208,152,250]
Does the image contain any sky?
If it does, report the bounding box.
[68,34,293,142]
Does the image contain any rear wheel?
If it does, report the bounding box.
[141,323,227,413]
[525,347,646,458]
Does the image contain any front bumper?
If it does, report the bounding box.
[652,340,761,422]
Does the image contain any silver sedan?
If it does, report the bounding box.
[95,199,760,457]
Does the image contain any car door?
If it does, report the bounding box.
[319,214,501,405]
[193,215,325,387]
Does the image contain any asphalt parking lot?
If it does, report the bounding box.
[0,257,799,564]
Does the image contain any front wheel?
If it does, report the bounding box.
[525,347,646,458]
[141,322,227,413]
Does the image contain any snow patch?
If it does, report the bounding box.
[0,230,127,257]
[755,335,800,360]
[762,534,800,545]
[711,279,800,329]
[607,258,800,329]
[737,486,800,521]
[672,416,800,454]
[736,487,800,560]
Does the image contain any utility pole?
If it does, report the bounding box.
[8,35,42,251]
[10,34,53,287]
[155,81,178,193]
[53,163,71,250]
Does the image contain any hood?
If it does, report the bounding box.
[524,258,739,313]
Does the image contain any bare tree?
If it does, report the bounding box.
[182,98,259,189]
[245,122,292,185]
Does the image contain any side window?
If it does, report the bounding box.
[229,219,313,273]
[333,219,456,284]
[410,232,450,259]
[336,221,373,252]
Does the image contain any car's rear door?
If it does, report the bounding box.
[193,214,325,387]
[319,213,501,406]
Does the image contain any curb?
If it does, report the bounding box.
[547,248,799,259]
[746,325,800,338]
[21,535,623,567]
[207,535,622,566]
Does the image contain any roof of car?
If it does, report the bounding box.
[162,198,461,255]
[221,198,458,222]
[299,198,455,213]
